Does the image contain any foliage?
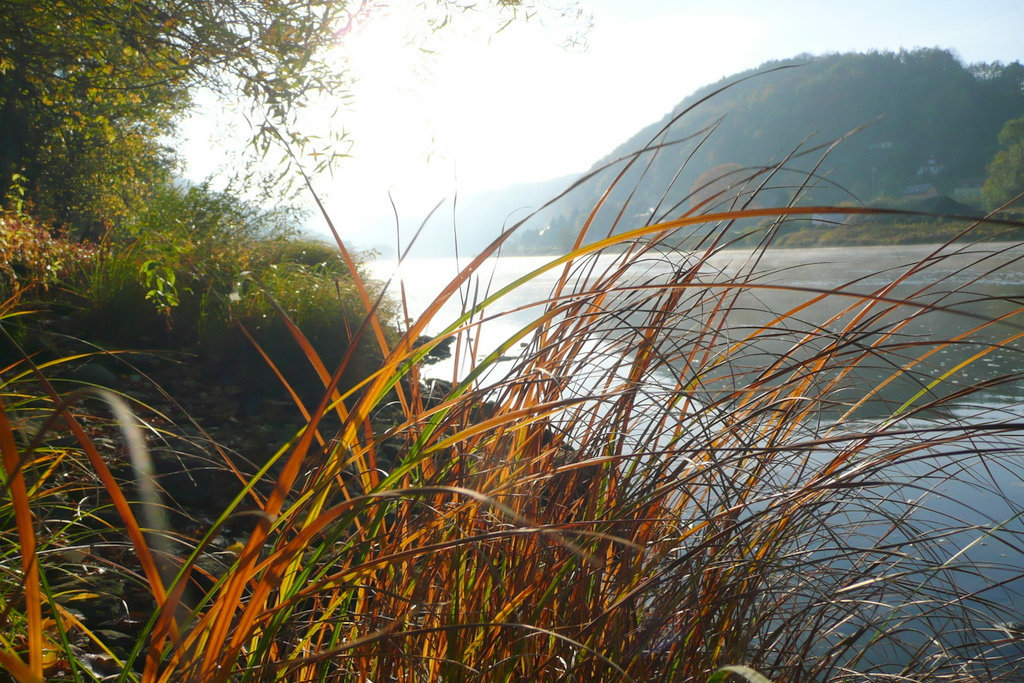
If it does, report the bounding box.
[59,182,383,363]
[0,213,97,293]
[123,181,303,304]
[0,0,366,223]
[0,0,563,230]
[0,180,393,442]
[983,115,1024,209]
[116,183,390,370]
[0,0,185,229]
[138,259,180,320]
[767,217,1024,248]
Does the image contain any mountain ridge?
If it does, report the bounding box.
[502,48,1024,253]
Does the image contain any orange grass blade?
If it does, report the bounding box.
[0,400,42,680]
[0,651,41,683]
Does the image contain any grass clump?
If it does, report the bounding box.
[3,181,390,440]
[2,137,1024,682]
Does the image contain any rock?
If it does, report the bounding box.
[414,335,454,366]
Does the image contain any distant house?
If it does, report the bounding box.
[903,183,939,200]
[952,177,984,204]
[916,157,946,176]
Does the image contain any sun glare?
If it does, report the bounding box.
[318,7,584,235]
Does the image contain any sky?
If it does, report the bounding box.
[180,0,1024,247]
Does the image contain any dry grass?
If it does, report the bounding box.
[2,135,1024,682]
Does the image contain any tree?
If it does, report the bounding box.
[0,0,368,228]
[983,115,1024,209]
[0,1,569,231]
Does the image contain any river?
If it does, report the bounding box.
[367,242,1024,671]
[369,243,1024,408]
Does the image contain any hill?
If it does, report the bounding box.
[504,48,1024,253]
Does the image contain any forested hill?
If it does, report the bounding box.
[510,48,1024,253]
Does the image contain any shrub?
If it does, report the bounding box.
[121,181,302,314]
[0,213,97,293]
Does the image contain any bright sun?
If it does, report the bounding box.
[328,6,590,199]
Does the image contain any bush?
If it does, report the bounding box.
[0,213,97,293]
[121,181,302,315]
[1,185,394,462]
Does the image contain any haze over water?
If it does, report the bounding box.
[371,243,1024,413]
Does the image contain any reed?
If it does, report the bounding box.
[2,134,1024,681]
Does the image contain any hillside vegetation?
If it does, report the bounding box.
[508,49,1024,253]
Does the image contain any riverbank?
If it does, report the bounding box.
[5,227,1024,679]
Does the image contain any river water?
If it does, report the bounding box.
[367,242,1024,672]
[369,243,1024,406]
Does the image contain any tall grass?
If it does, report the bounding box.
[3,139,1024,682]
